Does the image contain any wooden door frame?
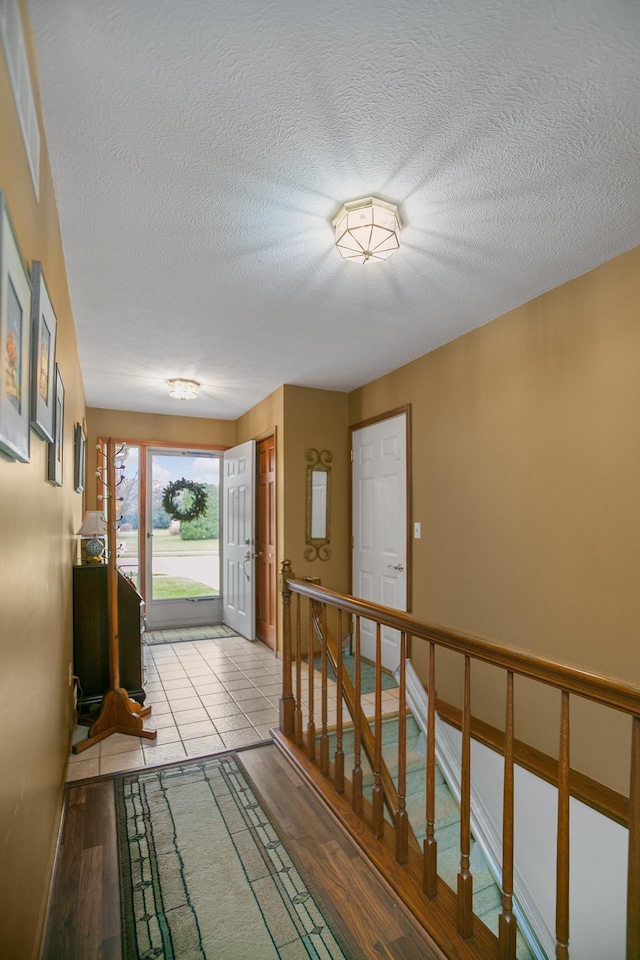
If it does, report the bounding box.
[349,405,413,642]
[253,428,278,649]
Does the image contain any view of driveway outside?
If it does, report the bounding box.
[114,448,221,601]
[118,528,220,598]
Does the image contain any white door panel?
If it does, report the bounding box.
[352,414,407,672]
[223,440,256,639]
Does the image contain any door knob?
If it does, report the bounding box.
[387,563,405,572]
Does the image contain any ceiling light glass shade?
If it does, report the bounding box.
[168,378,200,400]
[331,197,402,264]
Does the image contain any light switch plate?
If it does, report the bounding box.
[414,522,421,539]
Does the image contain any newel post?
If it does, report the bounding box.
[279,559,296,738]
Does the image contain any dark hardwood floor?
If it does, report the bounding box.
[43,743,444,960]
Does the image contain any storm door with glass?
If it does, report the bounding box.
[145,447,222,629]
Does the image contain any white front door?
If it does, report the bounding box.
[352,414,407,671]
[222,440,256,639]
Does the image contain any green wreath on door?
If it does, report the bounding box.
[161,478,208,522]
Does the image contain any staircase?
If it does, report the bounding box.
[277,565,640,960]
[327,715,538,959]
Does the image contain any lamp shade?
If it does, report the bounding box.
[332,197,402,264]
[76,511,108,537]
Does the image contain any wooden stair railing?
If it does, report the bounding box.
[309,597,421,858]
[276,561,640,960]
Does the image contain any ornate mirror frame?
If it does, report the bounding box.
[304,448,332,561]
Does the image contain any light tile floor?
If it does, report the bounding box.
[66,635,401,782]
[67,634,283,781]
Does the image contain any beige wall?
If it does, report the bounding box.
[84,406,236,508]
[0,6,86,956]
[236,385,350,651]
[282,385,350,596]
[349,245,640,794]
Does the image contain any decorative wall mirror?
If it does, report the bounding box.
[305,448,332,560]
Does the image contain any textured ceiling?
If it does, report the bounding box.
[27,0,640,420]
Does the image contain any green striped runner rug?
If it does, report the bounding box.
[116,753,355,959]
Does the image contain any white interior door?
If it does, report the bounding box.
[222,440,256,639]
[352,414,407,671]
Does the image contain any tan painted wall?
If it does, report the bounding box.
[236,385,350,651]
[349,246,640,794]
[0,6,86,956]
[282,385,350,595]
[84,406,236,508]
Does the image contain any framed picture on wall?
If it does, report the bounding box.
[48,364,64,485]
[0,191,32,462]
[29,262,58,442]
[74,421,86,493]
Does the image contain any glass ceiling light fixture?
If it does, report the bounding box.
[331,196,402,264]
[167,378,200,400]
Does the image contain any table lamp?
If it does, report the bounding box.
[77,511,108,563]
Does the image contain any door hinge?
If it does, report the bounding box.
[350,449,353,462]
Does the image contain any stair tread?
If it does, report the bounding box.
[321,709,542,959]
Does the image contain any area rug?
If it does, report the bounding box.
[116,753,355,960]
[313,651,397,695]
[144,624,238,645]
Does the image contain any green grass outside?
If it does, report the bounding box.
[152,575,220,599]
[118,528,219,557]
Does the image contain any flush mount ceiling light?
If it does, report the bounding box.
[167,378,200,400]
[331,196,402,264]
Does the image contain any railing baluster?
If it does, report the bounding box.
[279,574,640,960]
[306,601,316,761]
[320,603,330,776]
[457,655,473,940]
[352,616,363,816]
[372,622,384,838]
[424,641,438,899]
[335,609,345,794]
[279,559,294,737]
[294,593,303,746]
[499,671,517,959]
[628,716,640,960]
[395,631,408,864]
[556,690,570,960]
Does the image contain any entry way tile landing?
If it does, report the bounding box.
[67,633,282,781]
[67,632,401,782]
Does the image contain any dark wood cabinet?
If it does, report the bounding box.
[73,565,146,712]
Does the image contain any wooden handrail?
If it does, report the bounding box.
[284,576,640,718]
[278,567,640,960]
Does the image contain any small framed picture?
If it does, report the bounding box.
[0,191,32,462]
[48,364,64,486]
[74,421,86,493]
[30,262,57,442]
